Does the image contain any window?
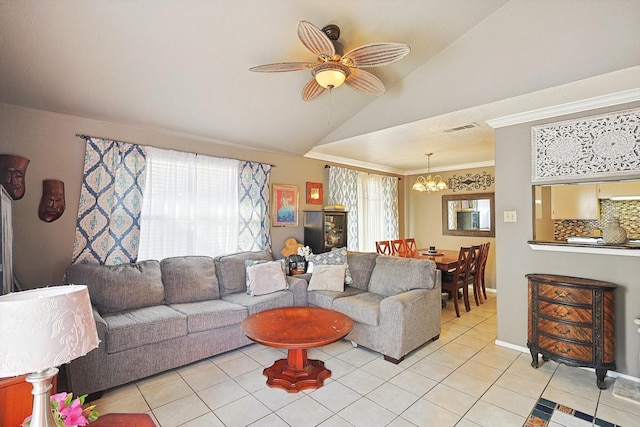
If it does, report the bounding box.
[137,147,240,260]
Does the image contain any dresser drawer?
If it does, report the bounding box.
[538,283,592,305]
[538,317,592,342]
[539,301,592,323]
[539,335,592,363]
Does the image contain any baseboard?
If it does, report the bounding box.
[494,340,640,383]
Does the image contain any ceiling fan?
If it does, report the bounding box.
[250,21,410,101]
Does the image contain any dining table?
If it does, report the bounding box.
[414,248,459,271]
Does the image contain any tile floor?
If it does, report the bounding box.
[90,293,640,426]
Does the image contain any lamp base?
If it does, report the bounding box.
[25,367,58,427]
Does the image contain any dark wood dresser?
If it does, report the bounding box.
[526,274,616,389]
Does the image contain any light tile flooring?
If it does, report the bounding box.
[91,293,640,426]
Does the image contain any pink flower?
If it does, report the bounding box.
[51,392,70,408]
[59,398,89,426]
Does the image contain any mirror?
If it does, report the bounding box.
[442,193,495,237]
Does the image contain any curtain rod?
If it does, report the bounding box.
[324,164,402,180]
[76,134,276,167]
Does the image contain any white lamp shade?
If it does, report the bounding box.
[0,285,99,377]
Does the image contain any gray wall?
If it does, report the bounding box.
[0,103,404,288]
[495,101,640,378]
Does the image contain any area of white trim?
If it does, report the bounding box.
[303,151,406,175]
[486,89,640,129]
[528,243,640,257]
[495,340,528,354]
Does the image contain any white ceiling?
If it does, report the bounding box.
[1,0,639,174]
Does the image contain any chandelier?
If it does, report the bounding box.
[412,153,448,192]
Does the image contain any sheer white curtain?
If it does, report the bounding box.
[137,147,240,260]
[357,172,388,252]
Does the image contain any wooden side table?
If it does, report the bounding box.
[0,374,57,427]
[90,413,156,427]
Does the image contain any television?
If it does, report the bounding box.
[0,186,13,295]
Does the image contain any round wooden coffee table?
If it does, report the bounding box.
[241,306,353,392]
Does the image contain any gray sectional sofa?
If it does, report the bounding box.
[64,249,441,396]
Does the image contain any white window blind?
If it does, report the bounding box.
[137,147,240,260]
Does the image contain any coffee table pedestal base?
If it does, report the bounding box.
[263,348,331,392]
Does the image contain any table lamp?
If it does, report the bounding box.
[0,285,99,427]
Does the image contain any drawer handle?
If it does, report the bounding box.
[552,343,572,354]
[553,307,570,318]
[554,290,571,298]
[554,325,571,335]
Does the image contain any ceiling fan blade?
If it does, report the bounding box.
[342,43,410,68]
[250,62,316,72]
[345,68,385,96]
[297,21,335,57]
[302,78,326,101]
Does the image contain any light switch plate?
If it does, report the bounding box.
[504,211,517,222]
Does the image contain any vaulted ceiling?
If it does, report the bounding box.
[1,1,638,174]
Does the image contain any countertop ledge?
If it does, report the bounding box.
[528,240,640,257]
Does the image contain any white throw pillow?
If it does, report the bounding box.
[308,264,346,292]
[247,261,287,296]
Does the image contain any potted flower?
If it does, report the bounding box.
[287,245,312,275]
[22,392,99,427]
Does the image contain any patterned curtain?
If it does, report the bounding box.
[238,162,271,251]
[381,175,400,239]
[328,167,359,251]
[72,138,146,265]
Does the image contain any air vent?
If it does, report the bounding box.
[443,123,478,133]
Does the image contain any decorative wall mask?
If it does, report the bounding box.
[532,107,640,182]
[447,171,495,192]
[38,179,65,222]
[0,154,30,200]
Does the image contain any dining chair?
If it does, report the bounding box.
[442,246,474,317]
[404,238,417,257]
[477,241,490,301]
[467,245,482,306]
[391,239,408,257]
[375,240,391,255]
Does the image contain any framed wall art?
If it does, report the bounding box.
[306,182,323,204]
[531,107,640,183]
[272,184,299,227]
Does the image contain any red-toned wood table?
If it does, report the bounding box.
[90,413,155,427]
[415,248,459,271]
[241,306,353,393]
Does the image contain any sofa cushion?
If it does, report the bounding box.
[66,260,164,313]
[214,250,273,297]
[161,256,219,304]
[368,256,437,297]
[222,290,294,316]
[309,247,353,285]
[169,300,247,333]
[307,286,364,309]
[308,264,346,292]
[102,305,187,354]
[346,251,378,290]
[244,259,286,295]
[247,261,288,296]
[332,292,384,326]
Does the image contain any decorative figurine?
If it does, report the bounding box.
[0,154,30,200]
[38,179,65,222]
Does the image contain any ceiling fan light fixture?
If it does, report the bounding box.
[313,62,350,89]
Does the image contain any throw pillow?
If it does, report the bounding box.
[308,247,353,285]
[244,259,286,295]
[247,261,288,296]
[307,264,346,292]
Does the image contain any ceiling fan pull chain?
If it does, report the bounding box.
[327,87,333,126]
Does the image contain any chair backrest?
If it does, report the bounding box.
[451,246,472,284]
[452,245,481,285]
[376,240,391,255]
[404,238,417,257]
[391,239,408,257]
[479,242,490,274]
[466,245,482,283]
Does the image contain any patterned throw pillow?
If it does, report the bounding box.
[308,247,353,285]
[244,259,286,294]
